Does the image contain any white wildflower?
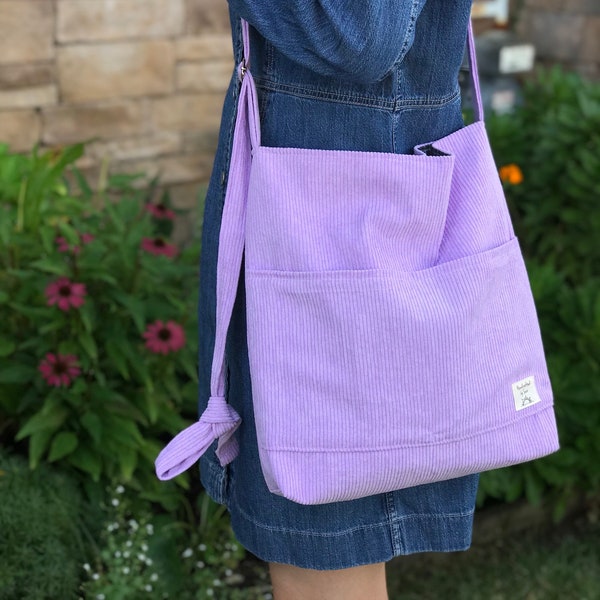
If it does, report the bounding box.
[126,540,133,548]
[150,573,159,582]
[114,551,121,558]
[96,595,106,600]
[225,569,233,577]
[129,519,138,530]
[141,543,148,552]
[83,563,91,572]
[196,561,205,569]
[116,485,125,494]
[182,548,193,558]
[197,543,207,551]
[144,585,153,592]
[206,590,214,597]
[137,553,146,562]
[212,578,221,586]
[123,566,130,575]
[145,558,153,566]
[92,573,100,580]
[123,551,130,559]
[146,524,154,535]
[111,498,119,507]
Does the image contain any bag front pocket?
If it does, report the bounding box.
[245,236,553,454]
[245,147,455,273]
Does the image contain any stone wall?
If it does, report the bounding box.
[1,1,597,206]
[0,0,232,213]
[517,0,600,79]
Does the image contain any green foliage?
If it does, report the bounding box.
[486,66,600,282]
[480,67,600,510]
[0,449,97,600]
[81,483,271,600]
[0,143,200,509]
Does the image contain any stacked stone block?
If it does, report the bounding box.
[518,0,600,79]
[0,0,232,209]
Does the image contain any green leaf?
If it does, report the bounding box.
[9,303,53,320]
[105,339,130,380]
[39,321,67,337]
[39,225,56,254]
[144,390,159,424]
[0,364,36,383]
[79,302,95,332]
[15,406,69,440]
[119,447,138,481]
[78,330,98,360]
[81,411,103,445]
[111,291,146,333]
[68,445,102,481]
[106,416,144,448]
[523,468,545,506]
[71,166,93,200]
[28,428,54,468]
[0,338,16,357]
[104,398,148,425]
[55,221,80,246]
[29,259,70,275]
[48,431,79,461]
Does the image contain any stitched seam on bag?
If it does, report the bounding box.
[259,404,555,453]
[246,235,519,277]
[230,499,474,536]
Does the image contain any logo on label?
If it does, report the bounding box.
[512,376,542,411]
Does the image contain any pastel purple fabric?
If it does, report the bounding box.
[155,20,560,504]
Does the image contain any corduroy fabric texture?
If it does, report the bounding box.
[155,20,560,505]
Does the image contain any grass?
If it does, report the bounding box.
[386,513,600,600]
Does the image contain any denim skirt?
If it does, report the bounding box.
[199,266,479,571]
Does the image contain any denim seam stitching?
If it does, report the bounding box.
[229,497,474,536]
[254,77,460,110]
[385,492,404,554]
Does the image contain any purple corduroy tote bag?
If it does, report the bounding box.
[154,20,560,505]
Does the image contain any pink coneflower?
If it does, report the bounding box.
[145,203,175,220]
[55,236,71,253]
[54,232,94,255]
[38,353,81,387]
[45,277,87,311]
[141,237,178,258]
[80,232,95,244]
[143,320,186,354]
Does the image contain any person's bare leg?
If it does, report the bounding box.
[269,561,388,600]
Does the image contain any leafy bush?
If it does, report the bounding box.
[480,67,600,513]
[0,143,199,509]
[80,483,271,600]
[487,66,600,283]
[0,448,97,600]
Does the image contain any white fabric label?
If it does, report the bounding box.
[512,376,542,411]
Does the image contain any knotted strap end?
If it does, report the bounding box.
[154,396,241,480]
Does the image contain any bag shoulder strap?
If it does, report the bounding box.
[466,20,484,122]
[154,16,483,481]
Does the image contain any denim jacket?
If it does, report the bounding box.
[198,0,473,501]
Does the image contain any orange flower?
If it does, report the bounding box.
[499,164,523,185]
